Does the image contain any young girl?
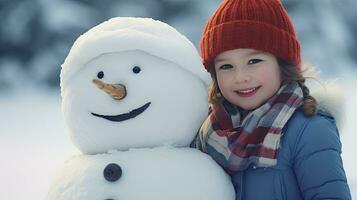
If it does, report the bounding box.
[196,0,352,199]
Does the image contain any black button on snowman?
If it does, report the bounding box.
[103,163,122,182]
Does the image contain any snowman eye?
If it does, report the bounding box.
[132,66,141,74]
[97,71,104,79]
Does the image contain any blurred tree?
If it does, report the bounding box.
[0,0,216,91]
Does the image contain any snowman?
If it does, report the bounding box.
[46,17,235,200]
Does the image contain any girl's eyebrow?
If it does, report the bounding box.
[214,50,266,64]
[214,58,227,64]
[246,50,265,56]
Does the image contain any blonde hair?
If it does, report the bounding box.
[208,59,317,116]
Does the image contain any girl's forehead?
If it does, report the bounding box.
[215,48,268,62]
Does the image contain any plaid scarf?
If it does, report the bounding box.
[199,82,303,173]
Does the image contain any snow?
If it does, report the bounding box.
[32,17,234,199]
[0,91,78,200]
[46,147,235,200]
[60,17,211,91]
[340,76,357,195]
[60,18,211,154]
[62,50,209,154]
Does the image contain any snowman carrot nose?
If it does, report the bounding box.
[92,79,126,100]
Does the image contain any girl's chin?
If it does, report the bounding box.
[235,101,265,110]
[239,105,258,110]
[224,95,266,110]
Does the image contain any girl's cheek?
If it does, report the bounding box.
[256,68,272,78]
[217,77,228,90]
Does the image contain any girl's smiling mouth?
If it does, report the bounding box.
[235,86,261,97]
[91,102,151,122]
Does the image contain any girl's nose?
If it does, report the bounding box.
[234,68,251,83]
[92,79,127,100]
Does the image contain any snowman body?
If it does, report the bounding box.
[47,147,234,200]
[47,17,235,200]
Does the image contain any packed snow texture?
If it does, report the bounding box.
[63,50,209,154]
[61,17,211,154]
[47,17,234,200]
[60,17,211,91]
[46,146,235,200]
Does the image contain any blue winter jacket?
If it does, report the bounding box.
[232,109,351,200]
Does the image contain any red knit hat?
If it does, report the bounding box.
[200,0,301,71]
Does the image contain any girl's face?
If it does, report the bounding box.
[214,48,281,110]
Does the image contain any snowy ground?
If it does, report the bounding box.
[0,90,79,200]
[1,76,356,199]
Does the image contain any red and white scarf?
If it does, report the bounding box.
[199,82,303,173]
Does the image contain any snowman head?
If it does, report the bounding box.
[60,17,211,154]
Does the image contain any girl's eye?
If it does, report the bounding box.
[219,64,233,70]
[97,71,104,79]
[248,59,263,65]
[132,66,141,74]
